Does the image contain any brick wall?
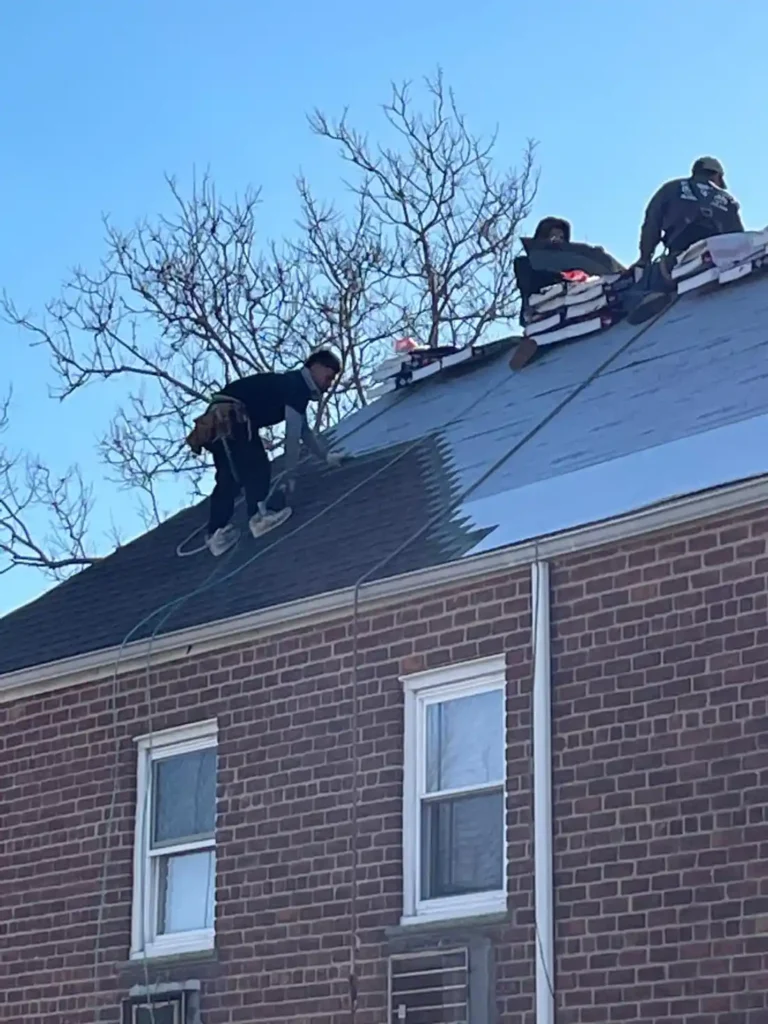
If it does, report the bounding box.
[0,569,534,1024]
[551,509,768,1024]
[1,505,767,1024]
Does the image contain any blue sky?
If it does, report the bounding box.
[2,0,767,615]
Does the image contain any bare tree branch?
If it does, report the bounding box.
[309,68,539,349]
[289,179,403,426]
[0,388,10,433]
[0,390,104,578]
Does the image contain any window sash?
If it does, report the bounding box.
[150,827,215,853]
[150,846,216,937]
[147,836,215,859]
[411,679,507,916]
[419,778,503,802]
[416,685,505,797]
[419,786,506,901]
[134,734,217,957]
[150,747,216,848]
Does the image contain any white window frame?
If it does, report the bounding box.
[130,718,218,960]
[401,654,508,926]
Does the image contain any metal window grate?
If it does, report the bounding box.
[389,947,469,1024]
[122,992,185,1024]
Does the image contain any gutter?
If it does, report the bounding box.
[1,473,767,703]
[531,561,555,1024]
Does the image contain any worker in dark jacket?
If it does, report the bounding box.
[628,156,744,324]
[513,216,573,313]
[186,350,343,556]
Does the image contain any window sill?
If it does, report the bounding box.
[129,933,215,964]
[398,893,507,930]
[390,909,509,940]
[118,947,219,988]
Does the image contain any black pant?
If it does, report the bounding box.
[207,430,271,533]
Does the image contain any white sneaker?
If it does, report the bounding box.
[205,523,240,556]
[248,507,293,538]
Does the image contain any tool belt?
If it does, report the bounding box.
[185,394,252,455]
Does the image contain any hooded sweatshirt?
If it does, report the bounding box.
[513,217,573,307]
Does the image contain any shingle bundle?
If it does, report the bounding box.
[672,228,768,295]
[521,271,625,347]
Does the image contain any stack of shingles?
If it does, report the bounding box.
[671,228,768,295]
[521,271,625,348]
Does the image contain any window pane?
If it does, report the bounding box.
[157,849,215,934]
[152,748,216,846]
[425,689,503,793]
[420,789,504,900]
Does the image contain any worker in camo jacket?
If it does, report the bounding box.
[186,349,346,556]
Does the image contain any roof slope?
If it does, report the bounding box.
[2,274,768,676]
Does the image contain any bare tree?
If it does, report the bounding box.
[309,68,538,349]
[0,388,104,578]
[2,70,539,586]
[4,176,302,519]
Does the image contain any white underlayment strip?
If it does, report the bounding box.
[462,412,768,556]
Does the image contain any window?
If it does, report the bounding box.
[402,656,507,924]
[131,719,217,959]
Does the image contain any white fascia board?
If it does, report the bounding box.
[1,473,767,703]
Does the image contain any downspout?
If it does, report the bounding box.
[531,560,555,1024]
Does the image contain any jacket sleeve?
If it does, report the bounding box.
[639,182,672,262]
[513,255,535,302]
[300,413,328,460]
[283,405,327,477]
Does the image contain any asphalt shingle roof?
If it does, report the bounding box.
[2,272,768,677]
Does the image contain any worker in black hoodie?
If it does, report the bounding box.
[513,216,573,313]
[186,349,345,556]
[510,217,625,370]
[628,156,744,325]
[510,217,573,371]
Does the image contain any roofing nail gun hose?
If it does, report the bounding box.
[91,298,674,1021]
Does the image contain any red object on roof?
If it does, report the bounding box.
[561,270,591,282]
[394,336,419,353]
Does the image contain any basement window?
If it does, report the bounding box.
[389,947,469,1023]
[401,656,507,925]
[131,719,217,959]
